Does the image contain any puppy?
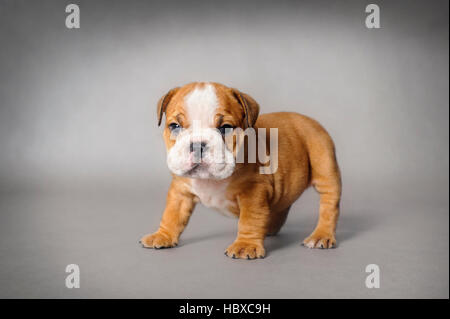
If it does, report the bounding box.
[140,82,341,259]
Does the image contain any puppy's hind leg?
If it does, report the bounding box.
[303,136,342,249]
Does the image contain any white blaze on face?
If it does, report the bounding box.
[185,84,218,128]
[166,84,235,180]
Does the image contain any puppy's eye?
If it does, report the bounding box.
[168,123,181,134]
[218,124,234,135]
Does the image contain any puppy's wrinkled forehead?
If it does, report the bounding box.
[184,84,219,128]
[159,82,259,130]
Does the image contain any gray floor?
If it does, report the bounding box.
[0,179,448,299]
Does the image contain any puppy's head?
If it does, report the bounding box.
[157,82,259,180]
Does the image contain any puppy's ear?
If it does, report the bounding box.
[232,89,260,128]
[157,87,180,126]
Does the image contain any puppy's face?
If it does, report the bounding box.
[157,82,259,180]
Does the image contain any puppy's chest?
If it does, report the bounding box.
[190,180,237,217]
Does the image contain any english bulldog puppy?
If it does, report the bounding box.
[140,82,342,259]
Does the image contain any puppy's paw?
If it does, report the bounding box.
[302,230,336,249]
[225,240,265,259]
[140,231,177,249]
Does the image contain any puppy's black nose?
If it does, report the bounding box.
[189,142,207,156]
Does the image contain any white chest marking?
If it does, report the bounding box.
[190,179,236,218]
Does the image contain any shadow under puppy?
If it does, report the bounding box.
[140,82,342,259]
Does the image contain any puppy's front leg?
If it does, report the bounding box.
[140,181,196,249]
[225,190,270,259]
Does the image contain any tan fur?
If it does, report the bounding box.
[140,82,341,259]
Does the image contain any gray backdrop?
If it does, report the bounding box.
[0,0,448,298]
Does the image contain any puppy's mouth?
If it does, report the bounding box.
[185,162,208,175]
[186,163,200,174]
